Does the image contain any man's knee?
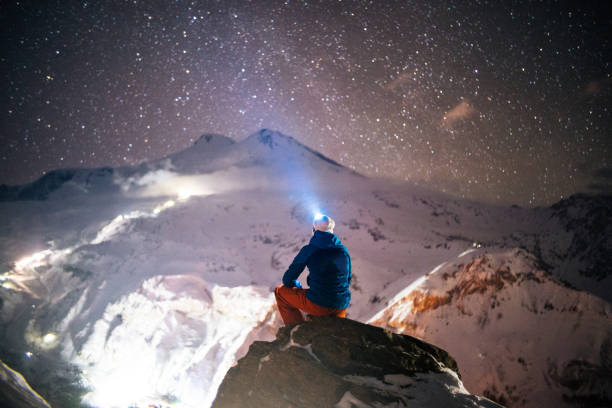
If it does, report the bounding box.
[274,285,285,300]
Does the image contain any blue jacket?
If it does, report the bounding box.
[282,230,351,310]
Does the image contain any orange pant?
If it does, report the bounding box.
[274,285,347,324]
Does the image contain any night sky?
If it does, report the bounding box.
[2,0,611,206]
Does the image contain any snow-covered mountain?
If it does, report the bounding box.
[369,249,612,407]
[0,129,609,407]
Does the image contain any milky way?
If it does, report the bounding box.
[2,1,611,206]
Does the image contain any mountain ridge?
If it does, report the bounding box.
[0,129,354,202]
[369,248,612,407]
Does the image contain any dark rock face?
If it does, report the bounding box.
[548,193,612,281]
[0,169,76,201]
[0,360,51,408]
[0,167,116,201]
[213,316,502,408]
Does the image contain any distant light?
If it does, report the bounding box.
[15,250,53,270]
[43,333,57,344]
[178,188,193,200]
[25,352,33,359]
[313,212,324,221]
[153,200,176,214]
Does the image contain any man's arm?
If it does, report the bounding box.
[346,252,352,285]
[282,245,313,287]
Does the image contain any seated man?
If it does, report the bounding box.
[274,215,352,324]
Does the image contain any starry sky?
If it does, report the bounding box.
[2,0,611,206]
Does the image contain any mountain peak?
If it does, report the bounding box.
[244,128,296,149]
[193,133,236,147]
[243,128,346,171]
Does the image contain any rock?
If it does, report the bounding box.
[0,359,52,408]
[212,316,502,408]
[368,250,612,407]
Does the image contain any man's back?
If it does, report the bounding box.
[275,215,351,325]
[283,230,351,310]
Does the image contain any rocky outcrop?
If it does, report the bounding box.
[212,316,502,408]
[547,193,612,282]
[369,250,612,407]
[0,360,51,408]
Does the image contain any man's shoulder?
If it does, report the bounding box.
[298,243,318,256]
[314,245,350,257]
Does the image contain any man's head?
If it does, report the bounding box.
[313,214,335,233]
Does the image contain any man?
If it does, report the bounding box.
[274,214,351,324]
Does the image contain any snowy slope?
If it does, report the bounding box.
[0,129,610,407]
[369,249,612,407]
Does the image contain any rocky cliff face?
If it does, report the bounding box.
[0,360,51,408]
[369,250,612,407]
[213,316,502,408]
[545,194,612,286]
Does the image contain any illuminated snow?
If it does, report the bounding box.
[458,248,477,258]
[74,275,278,408]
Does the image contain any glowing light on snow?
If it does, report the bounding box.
[93,197,182,243]
[15,250,53,270]
[91,212,140,244]
[87,360,153,408]
[178,188,194,200]
[118,169,221,199]
[428,262,447,275]
[5,186,183,299]
[76,275,279,408]
[3,247,74,300]
[153,199,176,214]
[458,248,477,258]
[367,275,428,323]
[175,180,212,200]
[37,332,61,350]
[14,248,73,272]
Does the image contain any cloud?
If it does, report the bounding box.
[115,167,271,199]
[584,77,611,96]
[442,100,477,126]
[383,73,414,92]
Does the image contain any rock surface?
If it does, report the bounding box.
[212,316,502,408]
[0,359,51,408]
[369,250,612,407]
